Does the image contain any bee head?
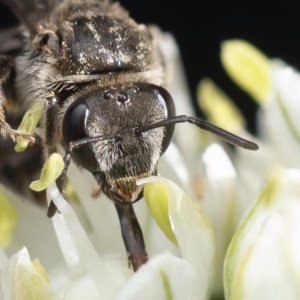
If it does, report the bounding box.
[62,83,175,198]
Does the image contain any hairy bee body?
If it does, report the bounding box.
[0,0,171,192]
[0,0,173,271]
[0,0,258,271]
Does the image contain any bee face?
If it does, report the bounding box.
[62,82,175,198]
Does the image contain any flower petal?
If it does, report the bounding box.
[47,182,121,299]
[144,181,178,247]
[157,32,202,168]
[114,253,199,300]
[0,183,63,271]
[138,176,216,299]
[63,274,103,300]
[234,135,281,213]
[224,169,300,299]
[65,160,128,258]
[32,258,49,282]
[159,142,192,193]
[259,65,300,168]
[1,247,60,300]
[200,144,237,295]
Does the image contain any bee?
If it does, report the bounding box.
[0,0,258,271]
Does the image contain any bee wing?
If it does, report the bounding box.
[1,0,61,34]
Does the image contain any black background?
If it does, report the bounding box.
[121,0,300,134]
[1,0,300,133]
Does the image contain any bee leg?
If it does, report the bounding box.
[115,203,148,271]
[47,200,58,218]
[44,95,66,218]
[47,153,71,218]
[0,55,35,142]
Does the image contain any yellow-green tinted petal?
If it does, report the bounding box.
[197,78,246,132]
[144,182,179,246]
[31,258,49,283]
[29,153,64,192]
[139,176,216,299]
[15,102,43,152]
[0,191,18,247]
[2,248,59,300]
[221,40,271,105]
[224,169,283,299]
[159,268,173,300]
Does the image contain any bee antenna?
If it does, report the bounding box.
[137,115,259,151]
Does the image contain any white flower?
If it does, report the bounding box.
[0,33,218,300]
[197,39,300,299]
[259,65,300,168]
[0,170,216,299]
[4,32,300,300]
[2,247,60,300]
[224,168,300,300]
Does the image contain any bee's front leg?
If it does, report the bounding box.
[0,55,34,142]
[43,94,64,218]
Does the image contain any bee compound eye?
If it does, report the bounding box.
[153,86,176,154]
[62,101,98,173]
